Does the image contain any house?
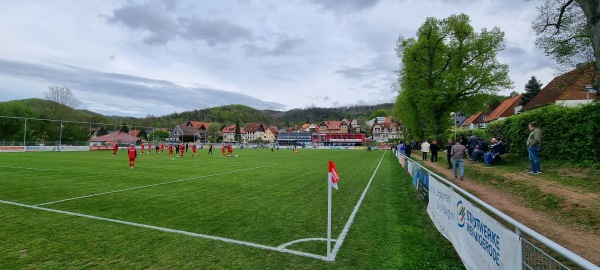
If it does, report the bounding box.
[242,123,268,143]
[221,125,238,143]
[89,131,139,146]
[485,94,523,124]
[318,120,349,133]
[366,117,387,128]
[168,125,201,142]
[184,121,210,142]
[371,122,400,142]
[262,127,278,143]
[521,64,598,111]
[461,109,493,130]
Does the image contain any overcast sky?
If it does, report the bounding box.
[0,0,557,117]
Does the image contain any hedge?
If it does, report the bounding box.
[455,103,600,165]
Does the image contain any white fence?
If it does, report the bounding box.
[396,153,598,270]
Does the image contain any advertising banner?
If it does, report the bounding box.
[427,177,522,270]
[25,146,90,152]
[0,146,24,152]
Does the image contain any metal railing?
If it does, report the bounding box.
[398,153,598,270]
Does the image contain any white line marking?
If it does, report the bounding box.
[0,199,329,261]
[0,165,49,171]
[35,164,278,206]
[277,238,335,250]
[329,152,386,261]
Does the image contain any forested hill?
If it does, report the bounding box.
[265,103,395,125]
[0,99,395,127]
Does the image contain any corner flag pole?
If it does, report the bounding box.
[327,170,332,260]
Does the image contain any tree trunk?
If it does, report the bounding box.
[576,0,600,88]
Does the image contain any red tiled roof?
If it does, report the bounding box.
[243,123,267,133]
[90,131,138,143]
[129,130,141,137]
[222,125,236,133]
[485,94,522,123]
[521,64,597,111]
[461,112,482,127]
[185,121,209,131]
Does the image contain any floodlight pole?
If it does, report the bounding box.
[58,121,63,151]
[23,118,27,151]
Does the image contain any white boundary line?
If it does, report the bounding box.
[277,238,335,250]
[0,199,329,261]
[328,151,386,261]
[0,165,49,171]
[35,164,278,206]
[2,152,386,262]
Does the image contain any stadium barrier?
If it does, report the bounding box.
[396,153,598,270]
[0,146,24,152]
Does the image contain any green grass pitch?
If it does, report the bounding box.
[0,148,462,269]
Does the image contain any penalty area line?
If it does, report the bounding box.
[0,199,329,261]
[329,151,386,261]
[35,164,279,206]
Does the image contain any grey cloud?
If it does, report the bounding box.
[243,37,304,57]
[108,4,178,45]
[0,59,285,116]
[335,66,375,80]
[309,0,380,13]
[107,2,253,47]
[179,17,253,46]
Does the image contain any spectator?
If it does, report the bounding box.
[470,138,489,162]
[484,138,506,166]
[526,122,542,174]
[405,142,412,158]
[451,140,468,180]
[467,135,478,157]
[421,140,430,161]
[445,138,454,169]
[430,141,439,162]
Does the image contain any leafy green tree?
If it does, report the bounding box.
[370,109,388,119]
[96,127,109,136]
[119,123,129,133]
[532,0,599,88]
[395,13,512,141]
[520,76,544,106]
[137,129,148,139]
[148,129,170,141]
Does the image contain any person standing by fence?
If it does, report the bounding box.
[526,122,542,174]
[430,140,439,162]
[421,140,430,161]
[113,143,118,156]
[451,141,468,181]
[445,138,454,169]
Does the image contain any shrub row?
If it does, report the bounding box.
[453,103,600,165]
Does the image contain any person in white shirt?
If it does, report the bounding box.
[421,140,431,161]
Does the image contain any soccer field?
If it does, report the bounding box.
[0,149,462,269]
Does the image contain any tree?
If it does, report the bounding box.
[43,85,81,145]
[370,109,388,119]
[395,14,512,141]
[43,85,81,120]
[531,0,600,87]
[520,76,544,106]
[119,123,130,133]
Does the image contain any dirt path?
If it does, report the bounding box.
[423,160,600,265]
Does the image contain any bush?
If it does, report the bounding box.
[485,103,600,164]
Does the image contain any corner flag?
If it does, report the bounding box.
[329,160,340,190]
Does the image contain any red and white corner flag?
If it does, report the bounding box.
[329,160,340,190]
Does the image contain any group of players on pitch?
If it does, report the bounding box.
[111,143,236,169]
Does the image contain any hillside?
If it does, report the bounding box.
[0,99,394,129]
